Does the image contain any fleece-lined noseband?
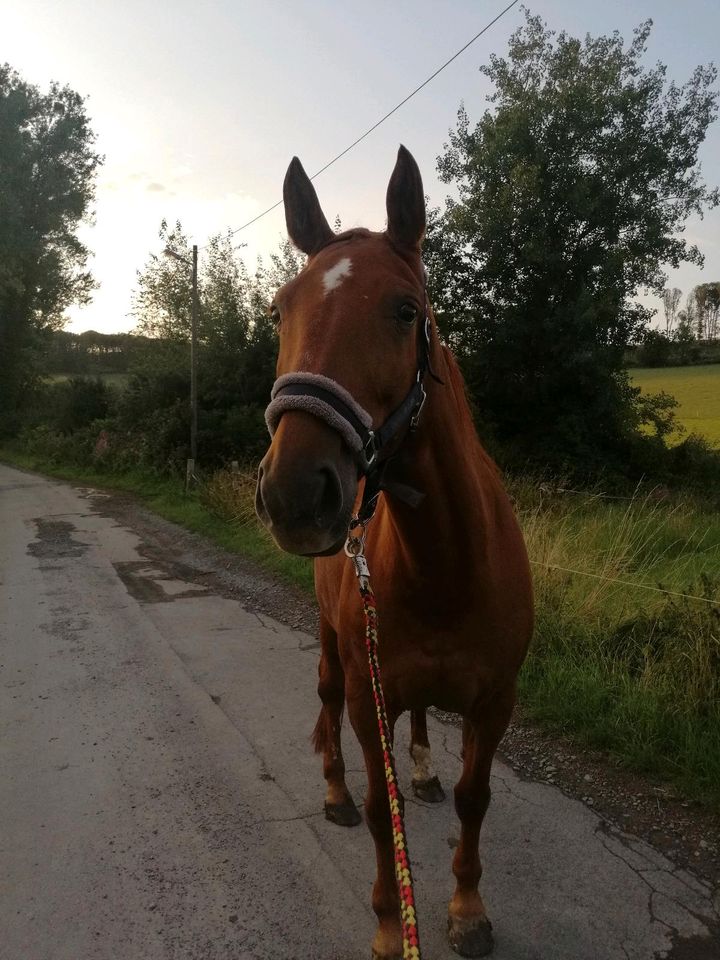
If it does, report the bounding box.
[265,286,438,519]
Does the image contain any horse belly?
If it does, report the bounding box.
[378,595,528,717]
[385,647,494,717]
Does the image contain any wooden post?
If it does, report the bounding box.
[190,244,199,468]
[162,244,199,483]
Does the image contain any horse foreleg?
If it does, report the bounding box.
[348,690,403,960]
[409,708,446,803]
[312,616,361,826]
[448,686,515,957]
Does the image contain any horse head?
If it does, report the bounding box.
[256,146,429,556]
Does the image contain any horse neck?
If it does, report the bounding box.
[381,346,499,563]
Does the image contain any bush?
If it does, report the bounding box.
[20,422,101,466]
[18,376,113,436]
[198,404,268,465]
[636,330,674,367]
[667,434,720,495]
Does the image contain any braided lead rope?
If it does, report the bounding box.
[345,519,421,960]
[360,583,421,960]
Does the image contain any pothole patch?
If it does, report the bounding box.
[27,519,89,560]
[114,560,212,604]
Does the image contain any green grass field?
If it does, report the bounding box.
[631,364,720,447]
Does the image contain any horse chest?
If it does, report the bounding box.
[347,605,497,714]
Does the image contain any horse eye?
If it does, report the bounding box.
[398,303,418,325]
[270,305,281,327]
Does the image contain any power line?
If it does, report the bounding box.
[528,560,720,608]
[201,0,521,248]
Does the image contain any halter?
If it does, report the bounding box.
[264,286,440,521]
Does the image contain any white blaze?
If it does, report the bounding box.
[322,257,353,295]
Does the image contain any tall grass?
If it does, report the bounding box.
[511,478,720,803]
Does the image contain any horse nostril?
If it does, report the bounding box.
[314,467,343,529]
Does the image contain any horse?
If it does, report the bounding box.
[255,146,533,959]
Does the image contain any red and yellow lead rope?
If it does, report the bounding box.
[359,582,422,960]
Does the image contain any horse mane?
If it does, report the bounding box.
[323,228,377,248]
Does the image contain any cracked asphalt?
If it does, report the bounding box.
[1,463,718,960]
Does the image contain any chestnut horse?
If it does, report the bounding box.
[256,146,533,959]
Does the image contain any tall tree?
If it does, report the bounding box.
[131,220,194,341]
[662,287,682,336]
[430,14,718,473]
[254,235,306,300]
[131,222,286,418]
[692,282,720,339]
[0,65,102,434]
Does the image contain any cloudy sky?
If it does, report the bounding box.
[4,0,719,334]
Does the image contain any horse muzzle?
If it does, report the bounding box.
[255,418,357,556]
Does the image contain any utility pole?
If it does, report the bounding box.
[164,244,199,490]
[190,244,198,466]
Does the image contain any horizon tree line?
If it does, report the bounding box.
[662,282,720,340]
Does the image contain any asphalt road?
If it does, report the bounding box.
[1,462,718,960]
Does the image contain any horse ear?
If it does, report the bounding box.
[283,157,334,256]
[386,145,426,250]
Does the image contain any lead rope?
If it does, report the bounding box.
[345,518,422,960]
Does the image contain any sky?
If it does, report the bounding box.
[3,0,720,334]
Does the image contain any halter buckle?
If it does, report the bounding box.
[361,430,379,470]
[410,382,427,431]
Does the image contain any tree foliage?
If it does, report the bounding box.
[0,64,102,434]
[125,223,305,467]
[427,13,718,476]
[692,282,720,340]
[42,330,154,374]
[662,287,682,336]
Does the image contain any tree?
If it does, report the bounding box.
[662,287,682,336]
[254,235,306,297]
[692,282,720,340]
[673,313,697,364]
[431,13,718,475]
[0,65,102,434]
[706,284,720,339]
[682,289,699,339]
[131,220,194,341]
[130,222,295,465]
[131,221,300,350]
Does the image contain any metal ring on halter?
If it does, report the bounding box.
[344,516,368,558]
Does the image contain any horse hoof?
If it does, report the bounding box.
[412,775,446,803]
[448,914,494,957]
[324,799,362,827]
